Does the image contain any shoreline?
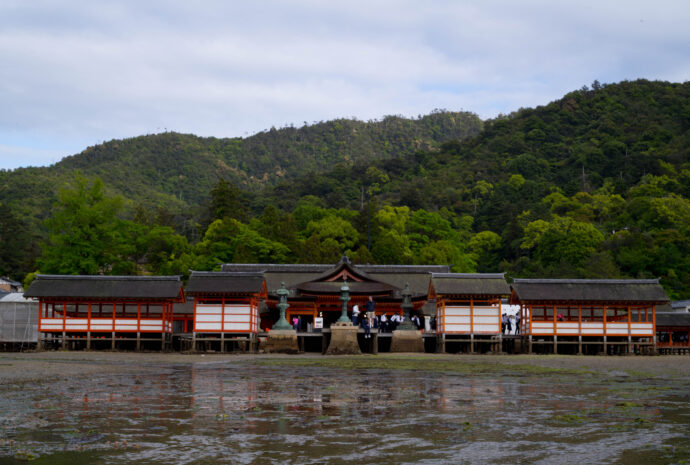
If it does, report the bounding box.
[2,351,688,384]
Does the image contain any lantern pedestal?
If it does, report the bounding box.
[326,323,361,355]
[264,329,299,354]
[390,329,424,353]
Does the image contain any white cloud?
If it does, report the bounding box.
[0,0,688,169]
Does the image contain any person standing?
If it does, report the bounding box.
[515,312,521,335]
[361,314,371,338]
[379,313,388,333]
[352,304,360,326]
[366,296,376,327]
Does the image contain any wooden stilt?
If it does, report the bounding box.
[553,335,557,354]
[528,335,532,354]
[111,331,116,350]
[470,333,475,353]
[136,332,141,352]
[603,336,607,355]
[62,331,66,350]
[578,335,582,355]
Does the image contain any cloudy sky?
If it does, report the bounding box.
[1,0,688,170]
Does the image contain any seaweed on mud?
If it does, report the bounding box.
[249,356,594,377]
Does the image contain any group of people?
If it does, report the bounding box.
[501,312,520,335]
[352,296,426,338]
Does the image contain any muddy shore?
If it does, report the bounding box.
[1,351,689,464]
[1,351,688,383]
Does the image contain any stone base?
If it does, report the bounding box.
[390,330,424,353]
[264,329,299,354]
[326,323,361,355]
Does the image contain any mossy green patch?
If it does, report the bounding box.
[248,355,593,377]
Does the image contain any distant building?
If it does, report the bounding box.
[0,277,23,293]
[671,300,690,313]
[0,292,38,348]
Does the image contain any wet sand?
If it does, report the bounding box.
[1,351,688,383]
[0,352,688,464]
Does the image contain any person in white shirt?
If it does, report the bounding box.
[352,304,360,325]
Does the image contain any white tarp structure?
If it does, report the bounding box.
[0,293,38,344]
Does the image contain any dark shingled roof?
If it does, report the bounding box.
[296,280,397,295]
[656,312,690,327]
[24,275,183,300]
[221,259,447,299]
[221,263,332,273]
[185,271,265,295]
[294,256,400,295]
[431,273,510,296]
[511,279,670,303]
[221,262,449,274]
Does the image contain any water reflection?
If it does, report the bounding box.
[0,361,688,464]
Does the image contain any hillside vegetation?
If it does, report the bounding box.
[0,111,482,222]
[1,80,689,298]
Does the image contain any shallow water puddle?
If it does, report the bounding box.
[0,360,688,464]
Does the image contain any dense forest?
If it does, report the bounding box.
[1,79,689,299]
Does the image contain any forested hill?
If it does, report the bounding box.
[0,111,482,220]
[1,79,689,298]
[265,79,690,212]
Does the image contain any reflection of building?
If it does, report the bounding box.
[510,279,669,355]
[24,275,184,350]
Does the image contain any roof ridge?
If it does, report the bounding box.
[512,278,660,284]
[190,271,265,277]
[432,273,506,279]
[35,274,181,281]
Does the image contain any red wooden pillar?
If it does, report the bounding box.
[221,297,226,334]
[497,298,502,333]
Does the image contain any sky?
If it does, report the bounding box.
[1,1,689,170]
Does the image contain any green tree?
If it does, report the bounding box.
[38,175,135,275]
[534,217,605,267]
[0,205,37,281]
[303,215,359,252]
[468,231,502,272]
[193,218,289,269]
[204,178,247,226]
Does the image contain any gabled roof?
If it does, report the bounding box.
[511,279,670,303]
[294,256,399,296]
[186,271,266,296]
[430,273,510,297]
[220,259,448,298]
[24,275,184,301]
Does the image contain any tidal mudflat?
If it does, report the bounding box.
[0,352,688,464]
